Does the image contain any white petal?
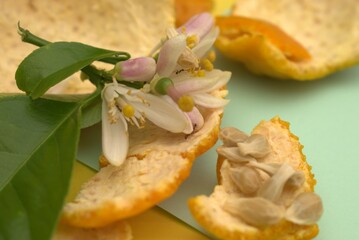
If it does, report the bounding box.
[191,93,229,108]
[102,84,117,102]
[161,96,194,134]
[192,27,219,58]
[129,93,190,133]
[157,35,187,77]
[178,13,214,40]
[172,69,231,94]
[102,100,129,166]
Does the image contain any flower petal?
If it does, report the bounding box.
[191,92,229,108]
[129,93,191,133]
[102,100,129,166]
[177,13,214,40]
[157,35,187,77]
[192,27,219,58]
[172,69,231,94]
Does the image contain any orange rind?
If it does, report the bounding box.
[175,0,214,27]
[189,117,320,239]
[53,220,132,240]
[215,0,359,80]
[1,0,175,93]
[61,106,224,228]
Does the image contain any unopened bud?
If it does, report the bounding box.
[115,57,156,82]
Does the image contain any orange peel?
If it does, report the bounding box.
[215,0,359,80]
[1,0,175,93]
[53,220,132,240]
[189,117,320,239]
[61,105,224,228]
[175,0,214,27]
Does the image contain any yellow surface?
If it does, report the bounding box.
[67,161,209,240]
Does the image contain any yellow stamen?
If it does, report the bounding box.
[186,35,198,49]
[197,69,206,77]
[200,58,214,71]
[123,104,135,118]
[178,95,194,112]
[207,50,216,62]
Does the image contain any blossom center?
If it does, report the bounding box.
[122,104,135,118]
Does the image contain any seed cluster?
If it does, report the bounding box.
[218,127,323,228]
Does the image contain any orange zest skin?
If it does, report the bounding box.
[216,16,311,62]
[175,0,213,27]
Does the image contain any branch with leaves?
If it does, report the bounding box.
[0,13,230,240]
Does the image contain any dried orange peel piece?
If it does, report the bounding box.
[61,107,223,228]
[1,0,175,93]
[215,0,359,80]
[175,0,214,27]
[189,117,320,239]
[53,220,132,240]
[216,16,311,63]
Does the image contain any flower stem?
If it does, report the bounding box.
[17,22,50,47]
[16,23,135,87]
[17,23,131,64]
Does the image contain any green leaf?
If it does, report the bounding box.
[80,90,102,129]
[15,42,120,99]
[0,95,81,240]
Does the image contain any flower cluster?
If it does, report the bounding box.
[102,13,231,166]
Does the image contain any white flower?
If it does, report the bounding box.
[101,12,231,166]
[150,12,230,130]
[101,83,191,166]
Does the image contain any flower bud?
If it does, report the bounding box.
[115,57,156,82]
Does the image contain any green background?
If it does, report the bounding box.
[78,52,359,239]
[159,53,359,239]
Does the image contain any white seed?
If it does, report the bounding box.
[248,162,306,189]
[247,161,282,175]
[223,197,284,227]
[257,163,296,202]
[286,171,305,188]
[229,167,262,194]
[220,127,249,147]
[285,192,323,225]
[217,146,256,163]
[237,134,271,158]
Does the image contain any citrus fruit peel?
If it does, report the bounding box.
[189,117,322,239]
[53,220,132,240]
[61,103,225,228]
[215,0,359,80]
[175,0,214,27]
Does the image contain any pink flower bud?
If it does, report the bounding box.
[177,12,214,40]
[116,57,156,82]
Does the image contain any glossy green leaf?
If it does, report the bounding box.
[15,42,119,99]
[80,91,102,129]
[0,95,81,240]
[42,90,102,129]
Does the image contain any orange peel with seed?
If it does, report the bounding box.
[215,0,359,80]
[189,117,320,239]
